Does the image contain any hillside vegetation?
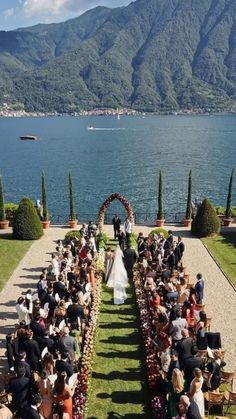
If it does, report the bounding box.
[1,0,236,112]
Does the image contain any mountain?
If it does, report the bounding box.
[0,0,236,112]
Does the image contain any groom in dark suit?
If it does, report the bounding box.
[123,244,137,279]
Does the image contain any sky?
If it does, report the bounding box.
[0,0,132,31]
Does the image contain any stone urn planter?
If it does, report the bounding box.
[183,219,192,228]
[222,218,233,227]
[0,220,10,229]
[69,220,77,229]
[156,219,165,227]
[41,220,50,229]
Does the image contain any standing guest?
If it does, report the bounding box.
[188,368,205,418]
[54,372,73,419]
[51,253,60,280]
[21,393,42,419]
[55,352,73,378]
[195,273,204,304]
[167,350,180,381]
[177,329,194,370]
[177,236,185,260]
[79,223,88,237]
[167,230,174,246]
[169,309,188,348]
[42,287,57,320]
[58,327,77,364]
[37,370,52,419]
[112,214,121,239]
[173,242,181,269]
[16,296,32,326]
[167,368,186,419]
[14,351,31,377]
[53,401,70,419]
[206,349,226,390]
[66,296,86,325]
[177,395,201,419]
[7,366,30,415]
[124,217,132,244]
[23,329,41,372]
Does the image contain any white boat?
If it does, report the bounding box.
[87,126,95,130]
[117,114,120,120]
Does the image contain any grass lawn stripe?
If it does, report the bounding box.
[86,283,151,419]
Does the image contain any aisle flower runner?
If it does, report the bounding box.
[73,250,104,418]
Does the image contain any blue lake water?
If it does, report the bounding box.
[0,114,235,223]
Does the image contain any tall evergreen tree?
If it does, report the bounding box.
[225,169,234,219]
[185,170,192,219]
[157,170,164,219]
[41,171,49,221]
[0,176,6,221]
[69,171,76,221]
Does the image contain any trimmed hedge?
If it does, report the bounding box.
[13,197,43,240]
[191,198,220,237]
[65,230,81,243]
[151,228,168,238]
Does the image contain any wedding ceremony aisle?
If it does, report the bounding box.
[87,284,151,418]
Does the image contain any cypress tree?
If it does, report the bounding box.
[13,196,43,240]
[191,198,220,237]
[69,170,76,221]
[0,176,6,221]
[225,169,234,219]
[41,171,49,221]
[185,170,192,219]
[157,170,164,219]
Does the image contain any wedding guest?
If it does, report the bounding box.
[124,217,132,243]
[188,368,205,418]
[167,368,186,419]
[21,393,42,419]
[206,349,226,390]
[118,231,126,251]
[54,372,73,419]
[177,395,201,419]
[0,403,13,419]
[195,273,204,304]
[16,296,32,326]
[37,370,52,419]
[123,243,137,279]
[169,310,188,347]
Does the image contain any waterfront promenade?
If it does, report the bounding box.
[0,224,235,373]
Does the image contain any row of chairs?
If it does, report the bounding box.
[205,388,236,416]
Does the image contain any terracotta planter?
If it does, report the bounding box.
[41,220,50,229]
[0,220,10,230]
[183,219,192,228]
[223,218,233,227]
[69,220,77,229]
[155,219,165,227]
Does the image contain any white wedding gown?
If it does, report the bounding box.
[107,246,129,304]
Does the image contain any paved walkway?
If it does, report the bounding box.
[0,225,235,373]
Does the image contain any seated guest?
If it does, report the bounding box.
[206,349,226,390]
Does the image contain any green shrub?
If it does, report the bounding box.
[13,196,43,240]
[96,232,109,250]
[191,198,220,237]
[0,176,6,221]
[129,232,138,249]
[150,227,168,238]
[65,230,81,243]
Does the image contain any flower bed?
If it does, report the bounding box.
[133,271,166,418]
[73,251,104,418]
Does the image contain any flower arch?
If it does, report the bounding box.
[98,193,135,233]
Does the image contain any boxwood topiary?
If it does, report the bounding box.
[13,196,43,240]
[150,227,168,238]
[191,198,220,237]
[65,230,81,243]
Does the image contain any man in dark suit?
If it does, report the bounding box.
[14,351,31,377]
[195,273,204,304]
[23,330,40,372]
[21,393,42,419]
[177,328,194,369]
[112,214,121,239]
[178,395,201,419]
[55,351,74,378]
[177,236,185,259]
[30,314,45,340]
[53,275,66,299]
[7,366,30,415]
[167,350,180,381]
[42,287,57,319]
[123,244,137,279]
[67,296,86,325]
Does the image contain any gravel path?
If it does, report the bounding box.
[0,225,235,374]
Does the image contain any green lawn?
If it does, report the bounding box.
[202,231,236,287]
[0,233,33,291]
[86,284,151,419]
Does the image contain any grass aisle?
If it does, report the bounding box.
[86,283,151,419]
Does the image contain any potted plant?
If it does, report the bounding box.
[0,176,10,229]
[223,169,234,226]
[68,170,77,228]
[156,170,165,227]
[41,171,50,229]
[183,170,192,227]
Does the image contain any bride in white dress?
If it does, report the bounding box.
[106,245,129,304]
[189,368,205,418]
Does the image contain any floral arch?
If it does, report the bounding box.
[98,193,135,233]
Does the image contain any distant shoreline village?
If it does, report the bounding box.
[1,105,236,118]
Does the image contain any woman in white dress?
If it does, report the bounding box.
[107,246,129,304]
[189,368,205,418]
